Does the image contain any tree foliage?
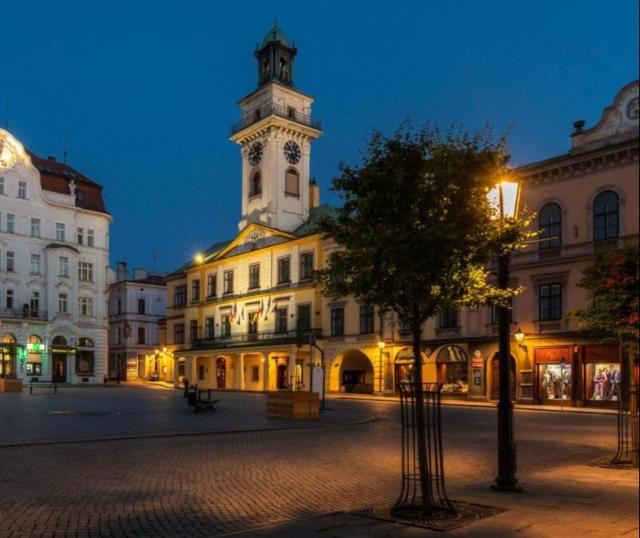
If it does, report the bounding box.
[317,123,531,330]
[573,246,640,354]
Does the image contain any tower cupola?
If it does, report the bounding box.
[255,22,297,88]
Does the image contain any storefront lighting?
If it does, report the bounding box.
[514,328,525,345]
[26,343,46,352]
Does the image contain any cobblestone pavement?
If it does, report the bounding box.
[0,386,637,537]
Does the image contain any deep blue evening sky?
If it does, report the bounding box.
[1,1,638,273]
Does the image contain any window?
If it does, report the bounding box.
[223,270,234,294]
[30,218,41,237]
[6,214,14,233]
[221,314,231,337]
[174,285,187,306]
[275,307,288,333]
[331,307,345,337]
[250,170,262,197]
[78,262,94,282]
[285,168,300,196]
[174,323,185,344]
[117,297,122,315]
[359,305,375,334]
[277,257,290,284]
[77,227,84,245]
[87,229,95,247]
[594,190,619,241]
[6,251,14,272]
[76,338,95,376]
[138,298,146,314]
[79,297,93,317]
[137,327,146,344]
[539,283,562,321]
[491,298,513,324]
[58,293,69,314]
[59,256,69,277]
[55,223,65,242]
[205,317,214,339]
[189,320,198,342]
[248,311,259,336]
[191,279,200,302]
[438,309,458,329]
[0,177,4,194]
[296,303,311,332]
[6,289,13,309]
[207,274,217,298]
[539,203,561,252]
[300,251,314,280]
[30,254,41,275]
[30,292,40,316]
[18,181,27,199]
[248,263,260,289]
[116,327,122,344]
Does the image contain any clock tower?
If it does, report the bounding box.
[230,23,322,233]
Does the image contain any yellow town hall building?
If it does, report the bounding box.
[160,26,639,407]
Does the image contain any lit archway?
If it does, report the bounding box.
[338,349,374,394]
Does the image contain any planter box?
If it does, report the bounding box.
[267,391,320,420]
[0,378,23,393]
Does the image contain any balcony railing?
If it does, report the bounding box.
[535,319,568,333]
[230,102,322,136]
[0,307,48,321]
[192,328,321,349]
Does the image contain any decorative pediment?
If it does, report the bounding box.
[571,81,639,152]
[215,223,295,260]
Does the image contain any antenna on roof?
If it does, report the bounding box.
[151,248,159,276]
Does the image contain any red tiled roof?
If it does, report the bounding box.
[27,150,108,214]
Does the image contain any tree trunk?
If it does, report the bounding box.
[413,325,434,515]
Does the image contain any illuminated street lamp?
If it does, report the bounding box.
[378,340,386,394]
[488,178,522,492]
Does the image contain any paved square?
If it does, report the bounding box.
[0,385,637,537]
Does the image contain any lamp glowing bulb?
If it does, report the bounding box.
[194,253,205,264]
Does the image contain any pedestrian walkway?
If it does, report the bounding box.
[233,461,639,537]
[328,392,618,415]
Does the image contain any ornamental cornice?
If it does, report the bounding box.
[521,143,639,188]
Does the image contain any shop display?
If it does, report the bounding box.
[586,363,621,401]
[537,363,571,400]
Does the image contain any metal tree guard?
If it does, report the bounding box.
[392,382,456,520]
[611,353,640,467]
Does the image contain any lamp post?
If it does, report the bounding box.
[378,340,386,394]
[488,179,522,492]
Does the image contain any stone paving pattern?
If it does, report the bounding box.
[0,386,637,537]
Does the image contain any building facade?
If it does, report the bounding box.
[107,262,166,381]
[0,128,111,387]
[164,27,638,408]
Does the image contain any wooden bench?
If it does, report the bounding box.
[186,385,220,413]
[27,383,58,394]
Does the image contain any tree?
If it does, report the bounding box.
[317,124,530,516]
[573,246,639,466]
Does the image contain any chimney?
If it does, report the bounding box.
[309,177,320,209]
[116,261,128,282]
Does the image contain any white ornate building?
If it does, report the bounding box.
[0,128,111,386]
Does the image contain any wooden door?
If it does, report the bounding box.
[52,353,67,383]
[216,358,226,389]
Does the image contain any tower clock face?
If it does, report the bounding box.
[248,142,263,166]
[283,140,301,164]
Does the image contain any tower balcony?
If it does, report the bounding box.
[230,102,322,136]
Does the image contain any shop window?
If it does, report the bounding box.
[584,346,622,402]
[178,360,186,378]
[436,345,468,394]
[1,333,17,378]
[26,335,43,376]
[538,363,571,401]
[251,365,260,383]
[76,338,95,376]
[593,190,619,241]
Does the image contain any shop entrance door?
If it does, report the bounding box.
[490,355,515,400]
[216,358,226,389]
[52,353,67,383]
[276,364,288,389]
